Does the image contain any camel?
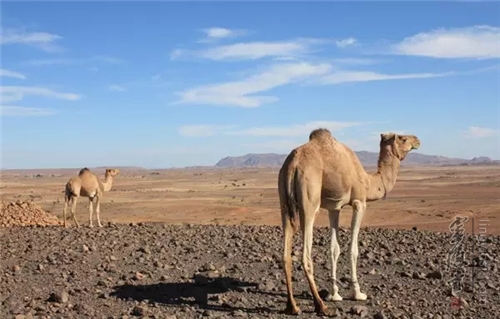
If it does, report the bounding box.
[278,128,420,316]
[62,167,120,228]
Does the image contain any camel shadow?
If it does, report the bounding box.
[110,274,274,314]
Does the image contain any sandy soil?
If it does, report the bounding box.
[1,165,499,235]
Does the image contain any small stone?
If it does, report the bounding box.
[374,311,387,319]
[426,271,443,279]
[231,309,247,317]
[351,305,368,317]
[133,272,144,280]
[412,272,426,280]
[48,290,69,303]
[131,306,146,316]
[318,289,331,301]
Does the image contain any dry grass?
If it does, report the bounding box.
[1,165,499,234]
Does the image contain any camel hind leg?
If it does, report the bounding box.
[71,196,80,227]
[300,203,329,315]
[282,212,300,315]
[63,193,70,228]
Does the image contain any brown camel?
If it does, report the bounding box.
[63,167,120,228]
[278,128,420,316]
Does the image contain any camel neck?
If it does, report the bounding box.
[101,174,114,192]
[367,146,401,201]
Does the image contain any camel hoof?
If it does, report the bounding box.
[350,291,367,301]
[98,223,103,228]
[283,305,301,315]
[314,305,333,317]
[329,293,343,301]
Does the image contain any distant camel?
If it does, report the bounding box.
[63,168,120,228]
[278,128,420,316]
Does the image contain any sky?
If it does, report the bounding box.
[1,2,499,169]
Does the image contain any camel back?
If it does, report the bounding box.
[79,167,90,176]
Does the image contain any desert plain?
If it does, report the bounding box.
[1,164,499,234]
[1,164,499,319]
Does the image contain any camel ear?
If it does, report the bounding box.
[380,133,395,142]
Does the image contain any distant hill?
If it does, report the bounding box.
[215,152,500,168]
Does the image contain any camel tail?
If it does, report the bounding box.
[279,156,300,232]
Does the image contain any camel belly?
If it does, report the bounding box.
[321,194,351,211]
[80,189,97,198]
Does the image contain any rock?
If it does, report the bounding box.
[48,290,69,303]
[351,305,369,317]
[412,272,426,280]
[131,306,147,316]
[318,288,331,300]
[426,271,443,279]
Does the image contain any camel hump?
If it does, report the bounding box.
[78,167,90,176]
[309,128,334,142]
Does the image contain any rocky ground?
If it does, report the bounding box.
[0,222,498,319]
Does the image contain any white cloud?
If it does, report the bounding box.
[336,37,357,48]
[228,121,364,137]
[0,86,81,103]
[200,41,310,60]
[22,55,124,66]
[464,126,499,138]
[0,69,26,80]
[175,62,332,107]
[178,125,235,137]
[109,84,126,92]
[198,27,247,42]
[1,105,56,117]
[329,58,379,65]
[169,49,184,60]
[393,25,500,59]
[317,70,452,85]
[0,27,63,52]
[171,38,319,61]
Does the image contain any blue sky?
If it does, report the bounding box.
[1,2,499,169]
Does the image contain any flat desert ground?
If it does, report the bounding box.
[1,165,499,234]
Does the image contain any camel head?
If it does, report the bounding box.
[105,168,121,177]
[380,133,420,160]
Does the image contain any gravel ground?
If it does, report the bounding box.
[0,223,498,319]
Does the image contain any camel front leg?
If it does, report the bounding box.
[301,207,329,316]
[349,200,367,300]
[71,197,80,227]
[95,195,103,227]
[88,197,94,228]
[328,209,343,301]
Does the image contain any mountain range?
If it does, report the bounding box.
[215,152,499,168]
